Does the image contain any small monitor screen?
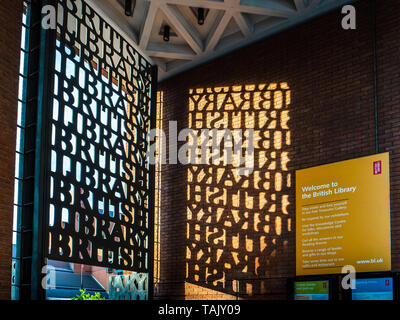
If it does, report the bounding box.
[294,280,329,300]
[352,277,393,300]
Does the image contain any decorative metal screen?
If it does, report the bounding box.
[44,0,155,273]
[109,273,148,300]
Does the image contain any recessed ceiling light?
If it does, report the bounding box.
[124,0,135,16]
[163,25,170,42]
[198,8,205,25]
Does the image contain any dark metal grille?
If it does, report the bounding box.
[44,0,155,273]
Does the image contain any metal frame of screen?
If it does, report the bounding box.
[11,0,58,300]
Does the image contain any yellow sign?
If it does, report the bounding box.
[296,153,391,276]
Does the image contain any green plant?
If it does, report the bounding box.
[71,289,106,300]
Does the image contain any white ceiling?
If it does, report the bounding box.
[88,0,356,81]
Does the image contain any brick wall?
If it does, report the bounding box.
[376,0,400,271]
[156,0,400,299]
[0,0,23,299]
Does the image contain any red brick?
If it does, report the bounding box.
[157,0,400,300]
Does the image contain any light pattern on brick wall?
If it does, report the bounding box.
[154,91,164,295]
[186,83,292,296]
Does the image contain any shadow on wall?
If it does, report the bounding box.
[185,83,293,298]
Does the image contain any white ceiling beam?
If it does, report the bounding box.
[233,12,253,37]
[147,42,196,60]
[87,0,139,43]
[148,50,194,60]
[178,5,200,22]
[205,10,233,52]
[238,0,297,17]
[139,1,159,49]
[151,57,168,72]
[239,0,294,10]
[150,0,295,17]
[239,5,296,17]
[165,59,190,73]
[294,0,306,11]
[227,0,252,36]
[202,9,221,30]
[160,3,204,54]
[149,0,228,10]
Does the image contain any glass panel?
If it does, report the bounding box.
[18,76,25,101]
[11,0,29,300]
[15,127,23,153]
[17,101,24,127]
[19,49,26,76]
[44,260,148,300]
[14,153,22,180]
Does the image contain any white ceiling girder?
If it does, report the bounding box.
[148,0,229,10]
[139,1,158,49]
[149,0,296,16]
[147,42,196,60]
[151,56,168,72]
[159,3,204,54]
[233,12,253,37]
[205,9,234,52]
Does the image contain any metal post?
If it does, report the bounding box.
[31,0,56,300]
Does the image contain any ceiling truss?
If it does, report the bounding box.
[90,0,356,80]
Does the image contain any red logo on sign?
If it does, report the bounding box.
[386,280,390,286]
[374,161,382,175]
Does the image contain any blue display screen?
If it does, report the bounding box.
[352,277,393,300]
